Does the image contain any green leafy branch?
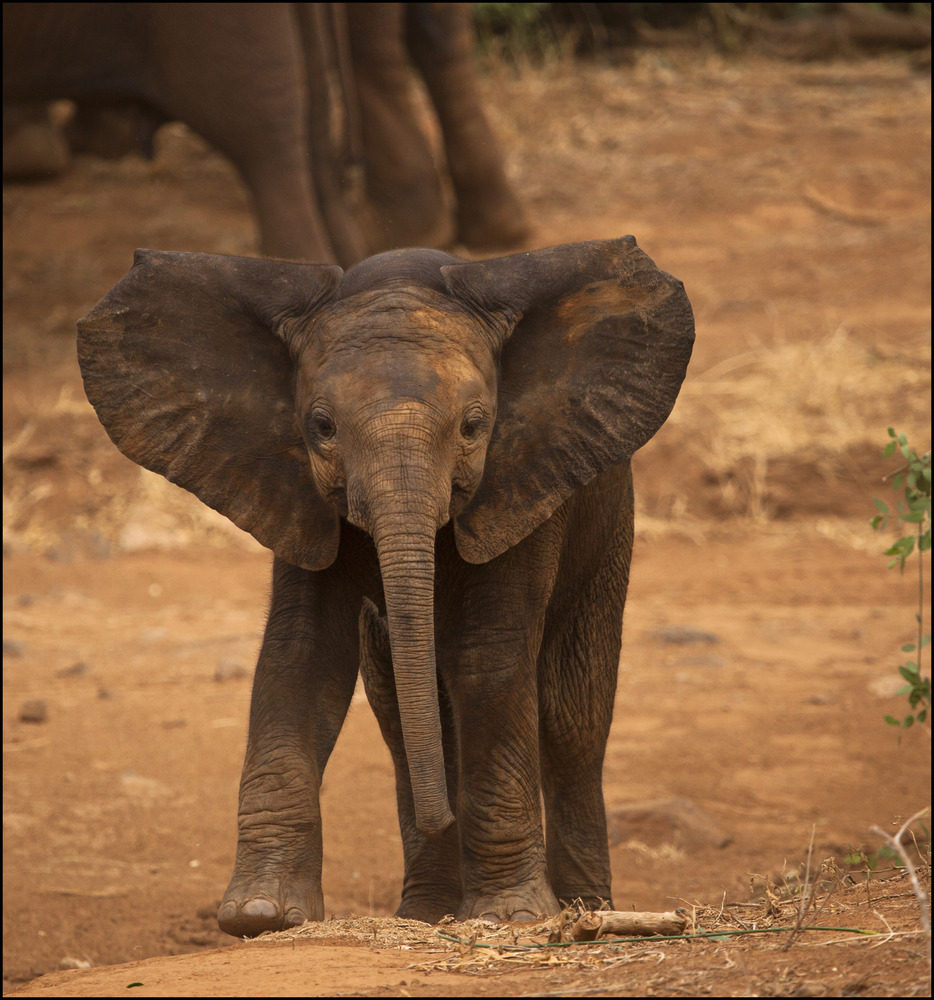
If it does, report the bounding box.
[871,428,931,731]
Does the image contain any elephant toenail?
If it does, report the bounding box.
[242,898,279,920]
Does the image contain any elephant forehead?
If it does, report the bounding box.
[319,287,487,352]
[309,344,489,408]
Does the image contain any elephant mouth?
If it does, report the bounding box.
[325,485,349,518]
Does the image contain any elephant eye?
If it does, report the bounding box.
[309,410,337,444]
[459,407,487,442]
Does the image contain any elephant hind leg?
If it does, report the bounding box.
[404,3,531,251]
[538,473,635,910]
[359,599,462,923]
[345,4,452,253]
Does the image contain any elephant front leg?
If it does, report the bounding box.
[446,646,559,922]
[358,599,462,923]
[438,532,563,923]
[217,557,363,937]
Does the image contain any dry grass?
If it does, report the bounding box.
[666,323,931,520]
[242,863,930,985]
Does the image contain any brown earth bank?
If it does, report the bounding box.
[3,47,931,997]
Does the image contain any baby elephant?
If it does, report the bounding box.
[77,238,694,934]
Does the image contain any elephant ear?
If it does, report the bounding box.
[77,249,344,570]
[442,236,694,564]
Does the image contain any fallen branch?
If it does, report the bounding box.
[557,909,689,942]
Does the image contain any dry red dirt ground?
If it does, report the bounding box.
[3,47,931,997]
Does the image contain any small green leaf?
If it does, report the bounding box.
[871,431,929,733]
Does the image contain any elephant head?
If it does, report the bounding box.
[77,237,694,838]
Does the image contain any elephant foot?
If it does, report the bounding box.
[396,883,462,925]
[557,893,613,912]
[217,871,324,937]
[456,880,560,924]
[396,900,449,924]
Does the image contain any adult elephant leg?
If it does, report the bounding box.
[345,3,452,251]
[295,2,369,266]
[218,526,378,937]
[538,465,633,909]
[435,524,562,922]
[144,4,340,263]
[359,600,462,922]
[405,3,530,250]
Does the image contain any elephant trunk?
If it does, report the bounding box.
[368,506,456,839]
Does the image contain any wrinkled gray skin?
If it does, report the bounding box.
[2,3,528,260]
[77,237,694,934]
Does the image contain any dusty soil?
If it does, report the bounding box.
[3,48,931,997]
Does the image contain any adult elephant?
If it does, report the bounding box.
[3,4,528,261]
[2,2,366,265]
[77,237,694,931]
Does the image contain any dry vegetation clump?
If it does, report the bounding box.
[662,323,932,524]
[244,862,930,993]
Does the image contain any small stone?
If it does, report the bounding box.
[57,661,89,677]
[59,957,93,970]
[652,626,721,645]
[19,699,47,723]
[608,797,731,850]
